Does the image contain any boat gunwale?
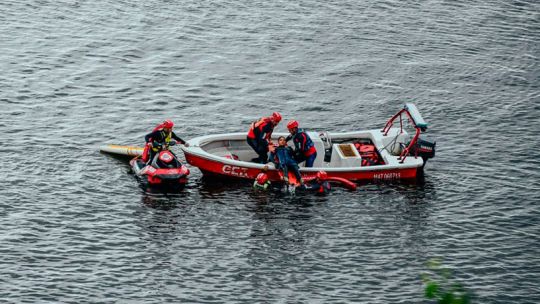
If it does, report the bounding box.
[181,129,424,173]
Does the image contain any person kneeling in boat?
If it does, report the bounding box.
[246,112,282,164]
[301,171,331,195]
[253,172,271,191]
[143,119,189,164]
[270,136,305,186]
[285,120,317,167]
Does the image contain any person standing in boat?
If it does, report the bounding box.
[247,112,282,163]
[270,136,304,186]
[301,171,331,195]
[285,120,317,167]
[142,119,189,163]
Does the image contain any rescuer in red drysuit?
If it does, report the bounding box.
[246,112,282,164]
[142,119,189,164]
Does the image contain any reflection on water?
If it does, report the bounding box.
[140,191,190,210]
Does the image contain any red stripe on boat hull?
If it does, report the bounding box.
[185,152,419,182]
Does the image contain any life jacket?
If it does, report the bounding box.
[293,129,316,156]
[151,130,172,152]
[247,117,273,140]
[354,142,380,165]
[361,158,377,167]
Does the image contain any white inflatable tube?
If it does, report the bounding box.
[99,144,144,157]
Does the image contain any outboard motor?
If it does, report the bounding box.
[407,137,436,165]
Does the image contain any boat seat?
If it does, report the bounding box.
[306,131,325,167]
[328,143,362,167]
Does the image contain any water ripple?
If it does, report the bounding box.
[1,0,539,302]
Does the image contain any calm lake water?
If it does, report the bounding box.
[1,0,539,303]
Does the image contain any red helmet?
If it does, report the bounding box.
[316,171,328,180]
[287,120,299,130]
[256,172,269,184]
[272,112,282,123]
[163,119,174,129]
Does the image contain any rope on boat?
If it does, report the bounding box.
[379,132,401,156]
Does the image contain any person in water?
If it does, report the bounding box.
[143,119,189,163]
[246,112,282,164]
[253,172,271,191]
[285,120,317,167]
[270,136,304,186]
[302,171,331,195]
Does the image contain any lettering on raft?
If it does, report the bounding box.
[222,165,249,178]
[373,172,401,181]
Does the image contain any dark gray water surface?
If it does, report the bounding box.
[1,0,539,303]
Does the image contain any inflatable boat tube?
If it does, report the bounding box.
[99,144,144,157]
[327,176,357,191]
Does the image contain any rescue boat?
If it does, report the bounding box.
[181,103,435,182]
